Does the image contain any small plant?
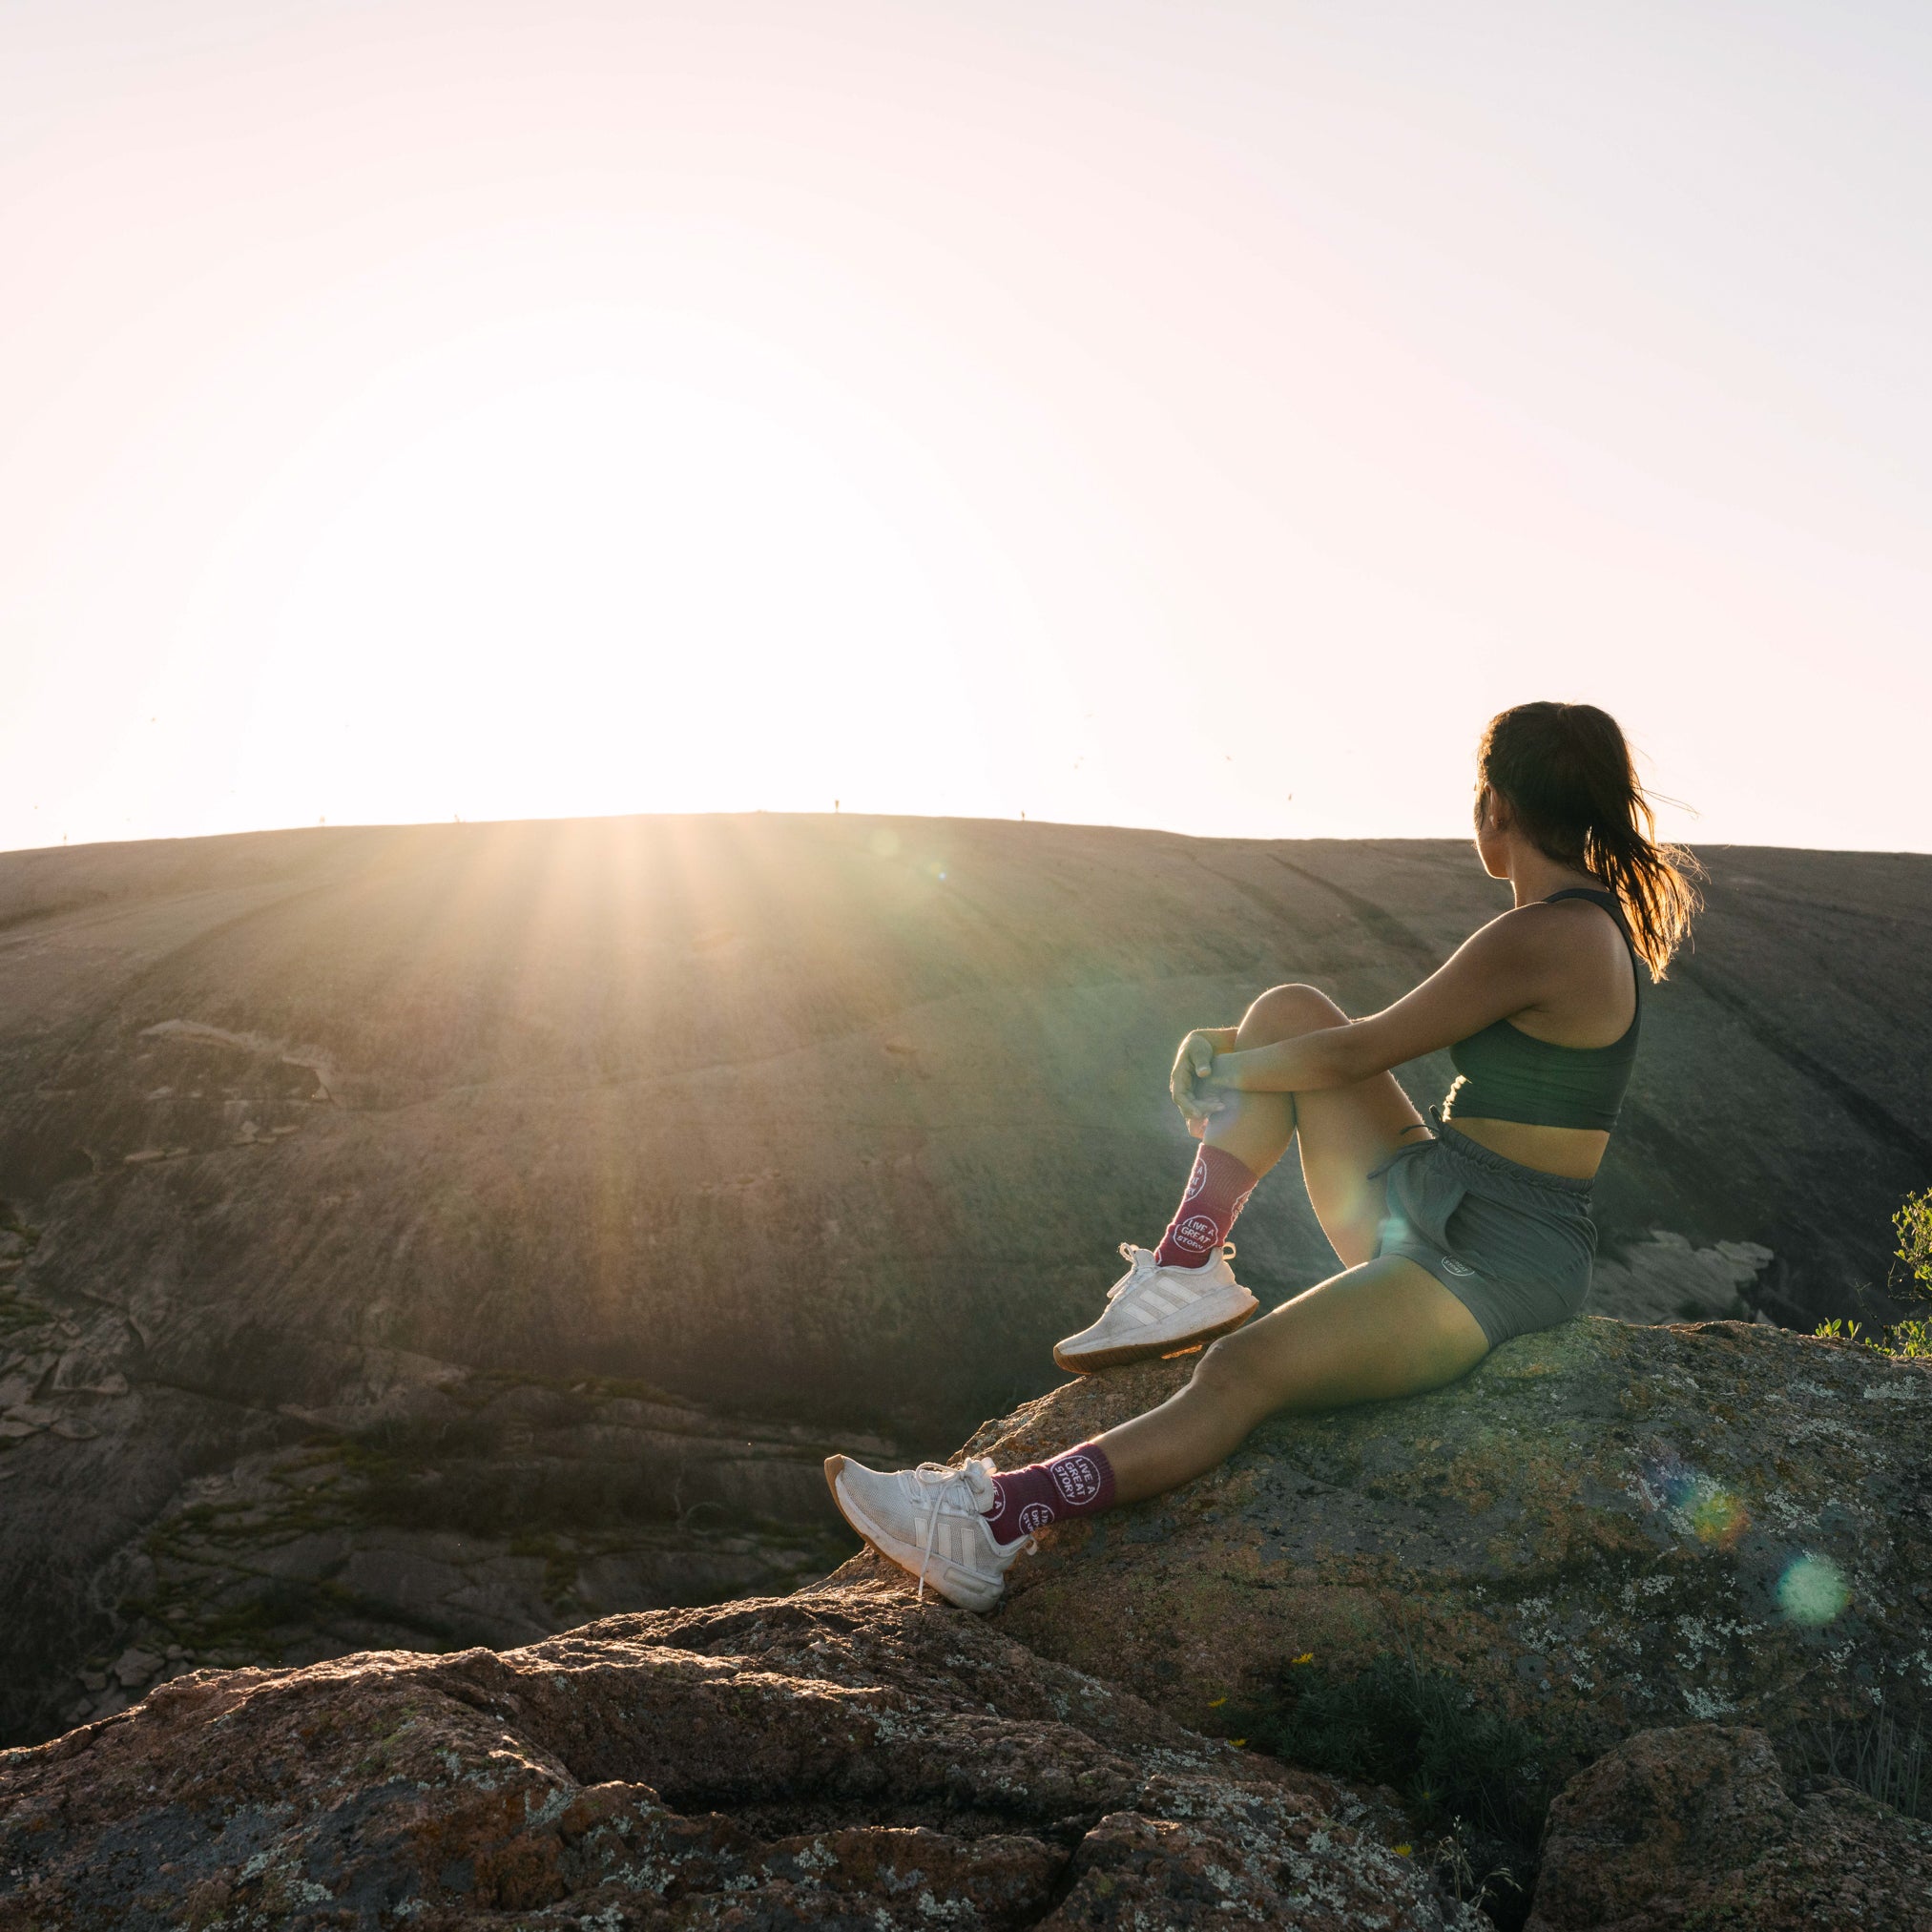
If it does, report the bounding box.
[1812,1189,1932,1360]
[1896,1189,1932,1299]
[1803,1697,1929,1820]
[1882,1317,1932,1361]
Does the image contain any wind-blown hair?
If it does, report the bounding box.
[1478,702,1702,981]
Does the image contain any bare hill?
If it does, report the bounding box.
[0,814,1926,1742]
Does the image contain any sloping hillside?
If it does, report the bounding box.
[0,815,1926,1740]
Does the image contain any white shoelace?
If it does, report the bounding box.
[1106,1243,1158,1301]
[910,1460,987,1602]
[1105,1239,1236,1301]
[904,1458,1037,1602]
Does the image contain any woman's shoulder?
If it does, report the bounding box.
[1480,894,1628,967]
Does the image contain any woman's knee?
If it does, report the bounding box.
[1236,982,1347,1049]
[1188,1324,1281,1419]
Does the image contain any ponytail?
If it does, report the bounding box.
[1478,702,1703,981]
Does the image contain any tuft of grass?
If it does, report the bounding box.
[1225,1648,1557,1929]
[1803,1698,1929,1819]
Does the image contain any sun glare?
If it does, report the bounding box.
[202,311,1032,830]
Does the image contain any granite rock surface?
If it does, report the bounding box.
[0,1589,1484,1930]
[841,1317,1932,1773]
[1527,1722,1932,1930]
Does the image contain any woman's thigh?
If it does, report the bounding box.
[1236,984,1429,1268]
[1208,1253,1490,1417]
[1096,1255,1492,1504]
[1294,1074,1430,1269]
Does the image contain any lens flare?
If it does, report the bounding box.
[1776,1554,1850,1627]
[1642,1454,1751,1550]
[1682,1481,1751,1549]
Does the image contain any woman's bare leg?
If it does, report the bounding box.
[1047,983,1476,1510]
[1202,984,1430,1266]
[1093,1255,1489,1504]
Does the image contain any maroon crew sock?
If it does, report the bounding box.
[1153,1143,1257,1269]
[984,1442,1117,1546]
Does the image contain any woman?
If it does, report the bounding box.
[825,702,1701,1610]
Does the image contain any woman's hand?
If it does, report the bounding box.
[1171,1028,1234,1132]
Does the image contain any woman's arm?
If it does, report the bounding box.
[1203,908,1573,1096]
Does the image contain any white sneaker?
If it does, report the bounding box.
[1052,1241,1258,1373]
[823,1454,1035,1612]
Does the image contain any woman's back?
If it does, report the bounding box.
[1445,887,1643,1178]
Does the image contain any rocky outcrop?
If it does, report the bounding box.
[2,816,1928,1744]
[1527,1723,1932,1930]
[0,1589,1485,1930]
[839,1317,1932,1776]
[10,1342,877,1736]
[6,1317,1931,1926]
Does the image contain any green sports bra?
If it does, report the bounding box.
[1445,887,1641,1132]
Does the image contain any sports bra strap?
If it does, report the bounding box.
[1544,886,1641,987]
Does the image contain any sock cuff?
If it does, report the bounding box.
[1195,1143,1258,1192]
[1059,1442,1116,1510]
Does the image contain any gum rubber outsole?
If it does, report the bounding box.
[824,1455,891,1564]
[823,1454,858,1529]
[1051,1300,1257,1375]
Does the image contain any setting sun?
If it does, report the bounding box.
[219,311,1034,829]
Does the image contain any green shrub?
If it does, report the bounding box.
[1895,1187,1932,1304]
[1813,1188,1932,1359]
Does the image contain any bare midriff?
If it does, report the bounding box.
[1444,1112,1609,1181]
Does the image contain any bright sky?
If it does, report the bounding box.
[3,1,1928,854]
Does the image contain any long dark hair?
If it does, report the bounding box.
[1478,702,1702,980]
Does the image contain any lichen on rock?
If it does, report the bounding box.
[837,1315,1932,1789]
[1527,1721,1932,1930]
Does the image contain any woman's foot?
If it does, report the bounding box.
[1053,1242,1258,1373]
[824,1455,1036,1611]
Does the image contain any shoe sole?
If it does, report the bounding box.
[822,1456,1002,1612]
[1052,1299,1258,1375]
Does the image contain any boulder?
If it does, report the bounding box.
[109,1646,161,1689]
[1527,1722,1932,1931]
[0,1589,1484,1930]
[840,1317,1932,1774]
